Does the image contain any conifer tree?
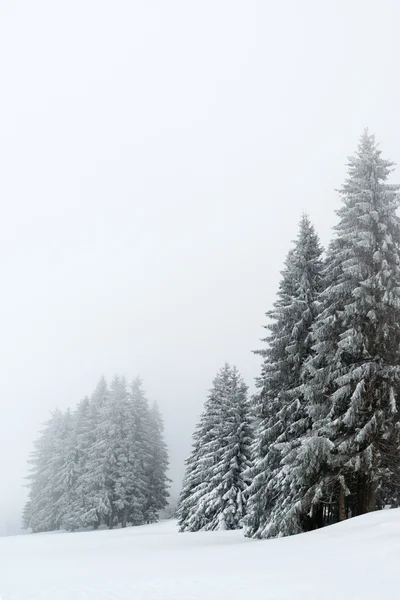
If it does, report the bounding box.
[178,364,231,532]
[144,402,170,523]
[52,408,77,530]
[245,216,323,538]
[204,366,252,530]
[177,441,201,530]
[112,376,137,528]
[61,396,91,531]
[128,377,153,525]
[78,376,111,529]
[99,375,131,528]
[179,364,252,531]
[296,131,400,528]
[24,409,71,532]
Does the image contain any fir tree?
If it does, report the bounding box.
[179,364,252,531]
[296,131,400,528]
[78,376,111,529]
[245,215,323,538]
[99,375,131,528]
[204,366,252,530]
[144,402,170,523]
[128,377,153,525]
[52,408,78,530]
[178,364,231,532]
[61,396,92,531]
[24,409,71,532]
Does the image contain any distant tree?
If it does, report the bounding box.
[77,376,111,529]
[144,402,170,523]
[161,496,178,519]
[24,409,71,532]
[23,374,171,533]
[99,375,132,529]
[127,378,153,526]
[61,396,91,531]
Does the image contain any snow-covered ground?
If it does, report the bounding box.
[0,509,398,599]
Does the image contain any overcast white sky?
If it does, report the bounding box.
[0,0,400,534]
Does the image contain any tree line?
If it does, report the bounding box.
[23,376,169,532]
[178,130,400,538]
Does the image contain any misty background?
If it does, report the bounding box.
[0,0,399,535]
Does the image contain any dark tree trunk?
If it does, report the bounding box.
[356,475,365,516]
[315,503,324,528]
[368,483,377,512]
[339,484,345,522]
[122,507,128,528]
[355,474,374,515]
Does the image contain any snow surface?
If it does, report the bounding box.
[0,510,399,599]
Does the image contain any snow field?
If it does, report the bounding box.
[0,509,399,599]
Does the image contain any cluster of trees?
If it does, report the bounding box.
[179,131,400,538]
[23,376,169,533]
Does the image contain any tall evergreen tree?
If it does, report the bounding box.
[144,402,170,523]
[52,408,78,530]
[204,366,253,530]
[178,364,252,531]
[245,215,323,538]
[24,409,71,532]
[61,396,92,531]
[128,377,153,525]
[178,364,232,532]
[99,375,131,529]
[78,376,111,529]
[294,131,400,529]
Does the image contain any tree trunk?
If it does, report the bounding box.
[315,503,324,528]
[339,484,345,522]
[356,475,366,516]
[122,507,128,528]
[368,483,377,512]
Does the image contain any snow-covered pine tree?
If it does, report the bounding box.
[60,396,92,531]
[244,215,323,538]
[51,408,79,530]
[295,131,400,528]
[204,366,252,530]
[128,377,153,526]
[265,242,342,537]
[113,375,145,528]
[178,364,232,532]
[96,374,131,529]
[77,376,111,529]
[178,364,252,531]
[24,409,72,532]
[177,440,201,530]
[144,402,170,523]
